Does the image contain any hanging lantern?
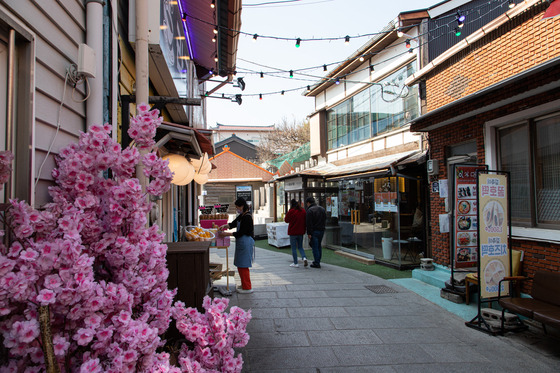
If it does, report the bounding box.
[194,172,209,185]
[162,154,192,185]
[190,153,211,175]
[175,162,195,185]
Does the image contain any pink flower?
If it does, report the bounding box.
[53,334,70,357]
[117,310,131,324]
[79,358,102,373]
[73,328,95,346]
[44,274,62,289]
[122,349,138,363]
[13,320,40,344]
[36,289,56,305]
[19,248,39,261]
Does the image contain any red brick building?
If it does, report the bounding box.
[203,145,274,215]
[407,0,560,290]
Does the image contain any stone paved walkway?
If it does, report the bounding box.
[210,245,560,372]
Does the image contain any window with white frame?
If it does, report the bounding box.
[497,113,560,229]
[326,61,418,151]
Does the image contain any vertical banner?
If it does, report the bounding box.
[478,173,510,299]
[454,166,484,268]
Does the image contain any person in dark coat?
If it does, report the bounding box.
[284,199,307,267]
[305,197,326,268]
[219,197,254,293]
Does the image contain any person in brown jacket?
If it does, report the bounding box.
[284,199,308,267]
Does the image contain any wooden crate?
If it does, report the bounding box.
[209,262,223,280]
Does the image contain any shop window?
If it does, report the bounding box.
[498,114,560,229]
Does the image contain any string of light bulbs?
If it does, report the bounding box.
[203,0,518,79]
[204,0,521,102]
[230,0,519,81]
[184,0,517,49]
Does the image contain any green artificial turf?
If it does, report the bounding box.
[254,239,412,280]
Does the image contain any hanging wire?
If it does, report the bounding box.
[206,0,519,101]
[184,0,515,45]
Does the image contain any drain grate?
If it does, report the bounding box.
[365,285,398,294]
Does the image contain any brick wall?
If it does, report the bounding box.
[512,239,560,294]
[426,3,560,111]
[209,150,274,182]
[421,3,560,282]
[427,89,560,272]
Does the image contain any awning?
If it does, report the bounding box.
[180,0,242,79]
[277,150,426,181]
[193,128,215,156]
[156,122,204,157]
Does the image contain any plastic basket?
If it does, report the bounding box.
[184,225,215,241]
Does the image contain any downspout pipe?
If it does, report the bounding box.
[111,0,118,140]
[135,0,149,106]
[134,0,150,216]
[85,0,105,127]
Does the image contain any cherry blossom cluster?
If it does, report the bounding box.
[128,103,163,149]
[173,296,252,373]
[0,150,13,191]
[0,105,251,372]
[0,108,176,371]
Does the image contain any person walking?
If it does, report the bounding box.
[284,199,308,268]
[305,197,326,269]
[219,197,254,294]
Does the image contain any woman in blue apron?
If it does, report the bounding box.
[219,197,254,294]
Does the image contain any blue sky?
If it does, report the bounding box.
[206,0,440,127]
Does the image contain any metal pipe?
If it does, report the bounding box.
[5,29,15,200]
[135,0,149,106]
[86,0,105,127]
[134,0,150,205]
[111,0,119,140]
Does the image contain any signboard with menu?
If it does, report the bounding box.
[454,165,485,268]
[478,172,510,299]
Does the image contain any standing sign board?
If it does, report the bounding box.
[478,172,510,299]
[236,186,253,212]
[453,165,485,268]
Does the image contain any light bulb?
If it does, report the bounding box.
[344,35,350,45]
[457,11,465,28]
[295,38,301,48]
